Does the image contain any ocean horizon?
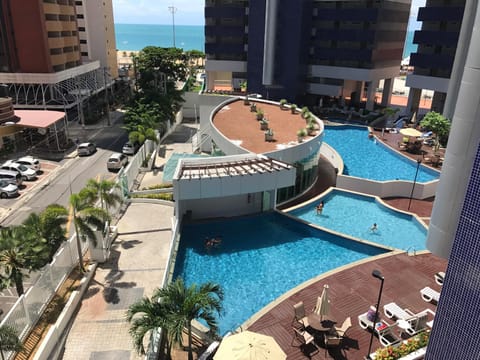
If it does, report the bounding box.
[115,23,416,60]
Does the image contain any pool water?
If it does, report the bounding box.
[288,189,428,251]
[324,125,440,182]
[173,212,385,335]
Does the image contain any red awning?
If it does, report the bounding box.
[14,110,65,129]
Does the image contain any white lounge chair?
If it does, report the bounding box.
[420,286,440,303]
[435,272,445,286]
[383,302,414,320]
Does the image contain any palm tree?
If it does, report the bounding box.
[21,204,68,260]
[0,227,49,296]
[85,178,122,218]
[69,189,109,272]
[0,325,23,360]
[127,278,223,360]
[126,295,172,358]
[128,124,159,163]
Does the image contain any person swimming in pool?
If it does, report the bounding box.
[205,237,222,249]
[370,223,378,232]
[316,201,325,215]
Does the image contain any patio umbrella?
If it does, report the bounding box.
[317,284,330,320]
[400,128,422,137]
[214,331,286,360]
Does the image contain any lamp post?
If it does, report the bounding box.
[408,159,422,210]
[168,5,177,47]
[366,269,385,359]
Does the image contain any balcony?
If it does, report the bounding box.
[205,25,245,37]
[313,29,374,42]
[314,8,378,21]
[413,30,460,47]
[417,7,464,22]
[410,53,454,70]
[205,43,246,55]
[205,6,246,18]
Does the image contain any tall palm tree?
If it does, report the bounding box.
[22,204,68,260]
[126,295,172,358]
[85,178,122,218]
[69,189,109,273]
[0,325,23,360]
[0,226,49,296]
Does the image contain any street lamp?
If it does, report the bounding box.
[408,159,422,210]
[168,5,177,48]
[366,269,384,360]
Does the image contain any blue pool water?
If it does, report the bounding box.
[324,125,440,182]
[288,189,428,251]
[173,212,385,335]
[163,153,209,182]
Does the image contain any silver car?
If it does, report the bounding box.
[1,160,37,181]
[16,156,41,173]
[0,179,18,198]
[107,152,128,171]
[77,142,97,156]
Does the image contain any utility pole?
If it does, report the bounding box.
[103,67,112,126]
[168,5,177,48]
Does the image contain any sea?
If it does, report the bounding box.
[115,23,417,60]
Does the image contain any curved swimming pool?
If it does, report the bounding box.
[173,212,385,335]
[324,125,440,182]
[287,189,428,251]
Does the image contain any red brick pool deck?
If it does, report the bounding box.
[213,99,445,359]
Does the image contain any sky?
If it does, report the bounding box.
[113,0,425,29]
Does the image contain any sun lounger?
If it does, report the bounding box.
[435,272,445,286]
[420,286,440,303]
[383,302,415,320]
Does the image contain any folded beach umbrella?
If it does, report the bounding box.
[318,284,330,320]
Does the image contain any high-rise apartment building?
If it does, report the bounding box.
[424,0,480,357]
[205,0,410,110]
[0,0,116,119]
[405,0,465,117]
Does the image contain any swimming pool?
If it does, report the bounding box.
[173,212,385,335]
[324,125,439,182]
[288,189,428,251]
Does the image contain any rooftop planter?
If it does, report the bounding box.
[279,99,288,109]
[297,128,307,142]
[290,104,297,114]
[265,128,274,142]
[301,106,309,118]
[260,118,269,130]
[250,103,257,112]
[374,331,429,360]
[256,109,264,120]
[307,122,316,136]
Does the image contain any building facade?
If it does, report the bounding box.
[0,0,116,120]
[405,0,465,117]
[205,0,410,109]
[425,0,480,357]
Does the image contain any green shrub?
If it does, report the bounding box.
[132,193,173,201]
[374,332,429,360]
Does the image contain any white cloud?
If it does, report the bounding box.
[112,0,204,25]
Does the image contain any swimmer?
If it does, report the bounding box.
[370,223,378,232]
[316,201,325,215]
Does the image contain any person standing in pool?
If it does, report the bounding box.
[316,201,325,215]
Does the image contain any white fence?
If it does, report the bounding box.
[0,234,88,360]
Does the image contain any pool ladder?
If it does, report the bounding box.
[406,247,417,256]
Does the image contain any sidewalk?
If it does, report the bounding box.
[60,123,198,360]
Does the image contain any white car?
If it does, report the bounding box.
[0,179,18,198]
[16,156,41,173]
[107,152,128,171]
[77,142,97,156]
[122,142,140,155]
[1,160,37,181]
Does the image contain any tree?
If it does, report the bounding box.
[128,124,159,162]
[0,226,49,296]
[69,189,109,273]
[85,178,122,218]
[0,325,23,360]
[22,204,68,261]
[127,278,223,360]
[420,111,451,152]
[126,294,172,358]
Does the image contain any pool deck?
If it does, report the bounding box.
[246,251,445,359]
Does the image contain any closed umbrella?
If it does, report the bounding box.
[214,331,286,360]
[318,284,330,321]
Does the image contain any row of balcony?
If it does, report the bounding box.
[417,6,464,22]
[413,30,460,47]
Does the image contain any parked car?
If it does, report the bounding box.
[0,169,22,186]
[16,156,41,173]
[1,160,37,181]
[122,141,140,155]
[0,179,18,198]
[107,152,128,171]
[77,142,97,156]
